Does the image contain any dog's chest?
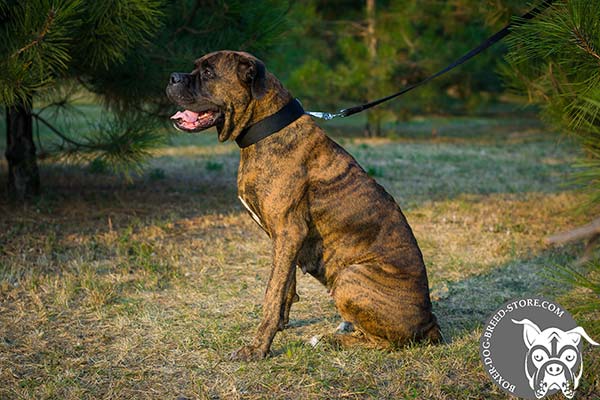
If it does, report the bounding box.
[238,195,266,231]
[237,154,273,234]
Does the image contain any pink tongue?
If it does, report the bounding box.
[171,110,199,122]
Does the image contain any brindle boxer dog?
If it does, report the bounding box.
[166,50,442,361]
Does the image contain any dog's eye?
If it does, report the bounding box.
[202,68,215,80]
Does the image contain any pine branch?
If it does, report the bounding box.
[171,0,202,38]
[573,25,600,63]
[33,110,164,176]
[547,62,562,96]
[172,25,219,36]
[12,8,55,57]
[32,112,95,149]
[547,217,600,245]
[55,114,164,176]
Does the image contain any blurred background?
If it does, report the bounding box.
[1,1,597,196]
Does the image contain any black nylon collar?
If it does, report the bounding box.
[235,98,305,148]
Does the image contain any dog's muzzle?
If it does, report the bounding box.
[166,72,223,133]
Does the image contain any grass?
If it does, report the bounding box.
[1,108,599,399]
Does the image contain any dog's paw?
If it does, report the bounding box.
[336,321,354,334]
[277,319,289,331]
[230,345,268,361]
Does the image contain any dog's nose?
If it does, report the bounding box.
[545,363,564,376]
[170,73,184,85]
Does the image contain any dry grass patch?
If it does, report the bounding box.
[1,119,598,399]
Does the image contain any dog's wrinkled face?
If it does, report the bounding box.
[165,51,266,141]
[512,319,599,399]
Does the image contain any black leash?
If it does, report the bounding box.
[306,0,555,120]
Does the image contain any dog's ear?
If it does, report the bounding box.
[236,54,267,99]
[565,326,600,346]
[512,319,541,349]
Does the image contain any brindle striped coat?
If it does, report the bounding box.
[167,51,441,361]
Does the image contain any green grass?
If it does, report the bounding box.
[1,107,599,399]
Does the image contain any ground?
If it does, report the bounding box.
[0,112,598,399]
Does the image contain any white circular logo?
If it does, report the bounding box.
[479,297,598,399]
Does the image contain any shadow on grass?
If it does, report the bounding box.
[0,156,240,229]
[433,247,579,342]
[2,129,576,214]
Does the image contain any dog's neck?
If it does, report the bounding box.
[235,98,305,148]
[220,73,295,144]
[251,75,292,122]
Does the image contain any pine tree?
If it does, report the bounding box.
[0,0,288,200]
[504,0,600,208]
[1,0,163,199]
[503,0,600,333]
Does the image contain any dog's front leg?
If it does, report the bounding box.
[231,220,307,361]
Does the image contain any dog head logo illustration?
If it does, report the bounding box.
[512,319,599,399]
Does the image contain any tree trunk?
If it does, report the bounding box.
[365,0,380,137]
[366,0,376,60]
[5,98,40,200]
[366,112,382,137]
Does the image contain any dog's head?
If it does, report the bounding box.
[166,50,290,142]
[512,319,598,399]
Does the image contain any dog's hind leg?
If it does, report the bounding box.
[330,263,441,347]
[279,269,299,331]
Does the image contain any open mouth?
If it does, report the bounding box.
[170,109,222,132]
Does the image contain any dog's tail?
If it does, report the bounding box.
[422,322,444,344]
[420,314,444,344]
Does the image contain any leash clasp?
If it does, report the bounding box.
[305,111,342,121]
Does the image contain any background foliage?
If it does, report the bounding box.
[269,0,527,133]
[1,0,538,169]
